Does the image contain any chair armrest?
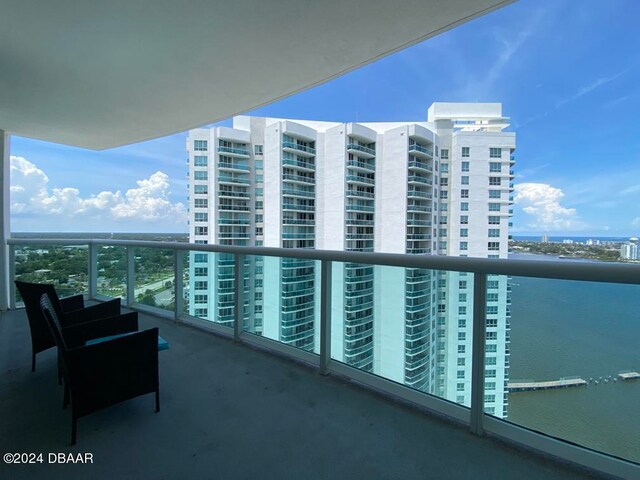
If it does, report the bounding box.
[60,294,85,313]
[66,329,159,411]
[62,298,122,327]
[62,312,139,348]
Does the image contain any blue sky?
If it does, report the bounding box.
[9,0,640,235]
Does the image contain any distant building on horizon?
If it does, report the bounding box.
[541,234,549,243]
[620,237,639,260]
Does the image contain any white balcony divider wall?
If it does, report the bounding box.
[6,237,640,480]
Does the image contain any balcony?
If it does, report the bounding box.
[408,143,434,157]
[3,239,640,479]
[217,146,250,157]
[283,141,316,156]
[346,143,376,158]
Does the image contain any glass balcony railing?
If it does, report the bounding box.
[7,237,640,477]
[282,157,315,170]
[217,146,250,156]
[346,158,375,171]
[346,174,375,185]
[408,143,433,156]
[282,141,316,155]
[346,143,376,156]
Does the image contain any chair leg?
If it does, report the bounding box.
[155,389,160,413]
[31,353,36,372]
[70,414,77,446]
[62,383,70,409]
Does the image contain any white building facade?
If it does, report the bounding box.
[187,103,515,418]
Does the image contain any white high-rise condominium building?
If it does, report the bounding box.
[187,103,515,418]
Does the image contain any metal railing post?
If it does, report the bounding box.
[126,246,135,307]
[319,260,332,375]
[8,244,15,309]
[470,272,487,435]
[175,249,184,321]
[234,254,245,342]
[88,242,98,300]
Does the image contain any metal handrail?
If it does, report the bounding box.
[8,237,640,284]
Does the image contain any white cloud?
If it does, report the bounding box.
[514,183,587,232]
[10,156,186,225]
[632,217,640,229]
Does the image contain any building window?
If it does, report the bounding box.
[488,203,501,211]
[457,358,466,367]
[486,318,498,327]
[194,253,208,263]
[194,140,208,151]
[254,145,263,155]
[457,370,465,379]
[194,267,208,276]
[194,155,208,166]
[461,189,469,198]
[440,177,448,187]
[460,202,469,211]
[459,293,467,302]
[194,212,208,222]
[488,216,500,225]
[439,216,447,224]
[194,185,208,194]
[460,215,469,225]
[439,241,447,249]
[194,226,208,236]
[461,161,470,172]
[486,331,498,340]
[485,382,496,390]
[461,176,469,185]
[487,280,498,289]
[488,228,500,238]
[194,294,208,303]
[484,394,496,403]
[489,190,501,198]
[439,228,447,237]
[489,177,501,186]
[194,308,208,317]
[440,163,449,173]
[459,280,467,289]
[458,319,466,329]
[440,190,448,199]
[440,203,448,211]
[458,306,467,315]
[460,228,468,237]
[441,149,449,160]
[438,304,446,313]
[194,171,208,180]
[489,162,502,172]
[458,345,466,354]
[488,242,500,251]
[460,241,468,251]
[194,198,208,208]
[486,344,497,353]
[194,281,208,290]
[462,147,470,158]
[490,147,502,158]
[486,369,496,378]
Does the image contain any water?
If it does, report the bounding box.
[506,253,640,463]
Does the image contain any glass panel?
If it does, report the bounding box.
[184,251,235,329]
[133,247,175,311]
[496,274,640,463]
[330,263,475,407]
[14,244,88,305]
[243,255,320,355]
[96,244,127,301]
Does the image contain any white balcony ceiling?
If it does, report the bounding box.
[0,0,512,150]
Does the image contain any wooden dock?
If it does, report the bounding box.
[618,371,640,381]
[507,378,587,392]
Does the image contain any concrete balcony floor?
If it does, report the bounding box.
[0,307,607,480]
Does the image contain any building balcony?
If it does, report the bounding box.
[346,189,375,199]
[3,237,639,480]
[346,174,375,186]
[345,204,375,213]
[218,190,251,199]
[217,146,250,157]
[283,203,315,212]
[218,161,250,172]
[408,143,434,157]
[282,187,315,198]
[407,189,432,199]
[282,157,315,171]
[346,143,376,157]
[408,159,433,172]
[283,173,315,185]
[218,174,251,185]
[283,141,316,156]
[408,175,433,185]
[346,158,375,172]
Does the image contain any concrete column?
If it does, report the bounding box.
[0,131,10,311]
